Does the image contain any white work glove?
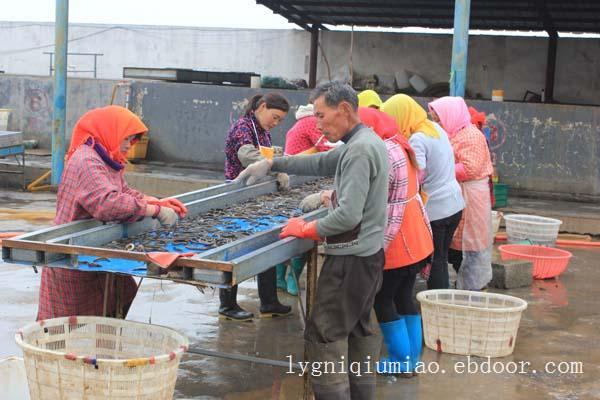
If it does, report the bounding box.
[235,159,272,186]
[237,144,263,167]
[299,192,323,212]
[157,206,178,227]
[276,172,289,191]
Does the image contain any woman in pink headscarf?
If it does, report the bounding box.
[428,96,493,290]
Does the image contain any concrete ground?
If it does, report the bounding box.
[1,189,599,399]
[0,153,224,197]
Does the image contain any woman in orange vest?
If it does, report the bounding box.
[369,101,434,376]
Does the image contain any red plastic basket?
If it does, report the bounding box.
[498,245,572,279]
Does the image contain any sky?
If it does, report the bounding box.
[1,0,298,29]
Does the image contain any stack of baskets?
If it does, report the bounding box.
[16,316,188,400]
[500,214,571,279]
[417,290,528,357]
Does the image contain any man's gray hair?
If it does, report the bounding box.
[310,81,358,110]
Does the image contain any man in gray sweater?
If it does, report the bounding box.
[236,81,389,400]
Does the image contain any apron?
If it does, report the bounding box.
[453,178,493,290]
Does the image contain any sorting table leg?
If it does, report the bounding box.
[303,244,318,400]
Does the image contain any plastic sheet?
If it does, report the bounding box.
[455,178,493,290]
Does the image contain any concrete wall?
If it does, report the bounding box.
[128,81,310,165]
[0,74,118,148]
[1,75,598,199]
[130,80,600,198]
[0,22,310,85]
[318,31,600,106]
[1,22,599,105]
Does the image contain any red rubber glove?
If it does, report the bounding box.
[455,162,468,182]
[148,198,188,218]
[280,218,321,241]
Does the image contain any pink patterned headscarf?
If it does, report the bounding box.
[428,96,471,138]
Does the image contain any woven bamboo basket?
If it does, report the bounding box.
[417,290,527,358]
[15,316,188,400]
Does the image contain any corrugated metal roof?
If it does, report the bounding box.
[257,0,600,33]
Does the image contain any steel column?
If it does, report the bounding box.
[544,31,558,103]
[309,28,319,89]
[51,0,69,185]
[449,0,471,97]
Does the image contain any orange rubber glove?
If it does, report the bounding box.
[148,198,188,218]
[280,218,321,241]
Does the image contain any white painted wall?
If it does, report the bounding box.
[1,22,598,105]
[0,22,311,81]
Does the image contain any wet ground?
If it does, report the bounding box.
[1,190,599,399]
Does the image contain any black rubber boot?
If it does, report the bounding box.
[258,267,292,317]
[348,334,382,399]
[219,285,254,321]
[306,339,351,399]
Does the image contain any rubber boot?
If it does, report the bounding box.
[286,257,305,296]
[258,267,292,317]
[348,335,381,400]
[218,286,254,321]
[403,314,423,370]
[306,339,350,400]
[377,319,413,375]
[276,264,287,292]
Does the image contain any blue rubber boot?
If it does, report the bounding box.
[286,257,305,296]
[404,314,423,369]
[377,319,412,375]
[276,264,287,292]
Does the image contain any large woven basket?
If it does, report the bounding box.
[15,316,188,400]
[417,290,527,358]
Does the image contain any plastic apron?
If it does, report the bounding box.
[453,178,493,290]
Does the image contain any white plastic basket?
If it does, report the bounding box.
[15,316,188,400]
[491,210,502,235]
[504,214,562,246]
[417,290,527,358]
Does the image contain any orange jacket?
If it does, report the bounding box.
[384,154,433,269]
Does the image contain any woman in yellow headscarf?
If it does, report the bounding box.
[358,89,383,109]
[382,95,464,291]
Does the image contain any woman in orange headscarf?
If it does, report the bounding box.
[37,105,185,321]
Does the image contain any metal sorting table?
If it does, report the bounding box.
[2,174,327,399]
[1,175,328,287]
[0,131,25,189]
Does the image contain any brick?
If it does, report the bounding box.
[490,259,533,289]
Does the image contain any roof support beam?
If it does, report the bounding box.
[450,0,471,97]
[544,31,558,103]
[537,0,557,103]
[308,28,319,88]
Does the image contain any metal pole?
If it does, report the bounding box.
[544,31,557,103]
[449,0,471,97]
[51,0,69,185]
[308,28,319,89]
[93,54,97,79]
[303,243,319,400]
